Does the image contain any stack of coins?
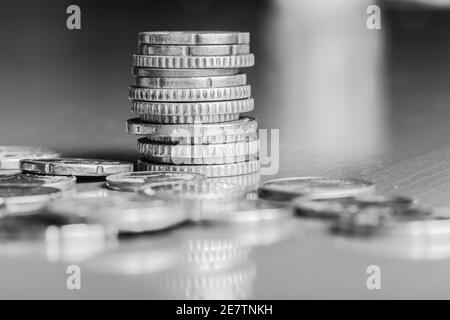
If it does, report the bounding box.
[127,31,260,178]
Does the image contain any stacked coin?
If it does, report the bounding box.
[126,31,259,178]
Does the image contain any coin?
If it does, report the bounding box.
[137,159,260,178]
[140,180,246,201]
[134,74,246,89]
[0,172,76,190]
[131,99,254,116]
[19,158,134,177]
[138,31,250,45]
[46,194,190,233]
[258,177,375,202]
[208,172,261,192]
[294,195,415,219]
[137,44,250,56]
[193,200,294,224]
[139,113,240,124]
[127,116,257,144]
[0,146,61,170]
[0,186,62,215]
[133,54,255,69]
[105,171,205,192]
[132,67,240,77]
[129,85,251,102]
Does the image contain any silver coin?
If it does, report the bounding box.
[137,44,250,56]
[0,172,76,190]
[0,146,61,170]
[131,99,254,116]
[127,116,257,144]
[133,54,254,69]
[105,171,205,192]
[193,199,294,224]
[258,177,375,202]
[134,74,246,89]
[0,170,21,176]
[129,85,251,102]
[20,158,134,177]
[140,180,246,201]
[137,159,260,178]
[138,31,250,45]
[46,194,189,233]
[0,186,62,215]
[294,194,415,219]
[138,138,259,165]
[139,113,240,124]
[132,67,240,77]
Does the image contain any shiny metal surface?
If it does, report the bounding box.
[2,0,450,299]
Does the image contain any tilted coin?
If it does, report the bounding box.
[132,67,239,77]
[140,180,246,201]
[137,44,250,56]
[0,170,21,176]
[192,199,295,224]
[131,99,254,116]
[294,195,415,219]
[46,194,189,233]
[0,186,62,215]
[20,158,133,177]
[139,113,240,124]
[129,85,251,102]
[134,74,246,89]
[138,31,250,45]
[133,54,255,69]
[0,172,76,190]
[0,146,61,170]
[258,177,375,202]
[137,159,260,178]
[138,138,259,165]
[105,171,205,192]
[127,116,257,145]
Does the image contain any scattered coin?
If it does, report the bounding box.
[138,31,250,45]
[105,171,205,192]
[0,146,61,170]
[46,194,190,233]
[0,186,62,215]
[135,74,246,89]
[20,158,133,177]
[258,177,375,202]
[137,43,250,56]
[137,158,260,178]
[0,172,76,190]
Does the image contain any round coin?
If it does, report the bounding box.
[106,171,205,192]
[137,159,260,178]
[129,85,251,102]
[46,194,189,233]
[0,146,61,170]
[138,138,259,165]
[19,158,134,177]
[127,116,257,145]
[134,74,246,89]
[131,99,254,116]
[140,180,246,201]
[138,31,250,45]
[0,172,76,190]
[139,113,240,124]
[0,186,62,215]
[132,54,254,69]
[137,44,250,56]
[258,177,375,202]
[132,67,239,77]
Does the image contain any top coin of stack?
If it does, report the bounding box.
[127,31,259,177]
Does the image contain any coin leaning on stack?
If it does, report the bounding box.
[126,31,260,178]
